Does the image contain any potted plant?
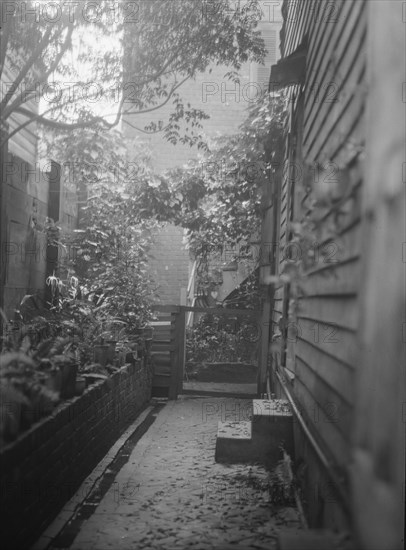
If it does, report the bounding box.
[59,360,78,399]
[75,375,86,395]
[93,342,110,367]
[0,349,60,439]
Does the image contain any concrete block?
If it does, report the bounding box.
[277,529,347,550]
[215,421,253,464]
[252,399,294,461]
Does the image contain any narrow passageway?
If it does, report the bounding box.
[42,397,302,550]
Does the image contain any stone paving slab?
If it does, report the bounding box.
[48,397,302,550]
[182,381,257,396]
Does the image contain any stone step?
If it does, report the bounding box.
[251,399,294,462]
[215,400,295,468]
[214,421,253,463]
[277,529,353,550]
[252,398,293,422]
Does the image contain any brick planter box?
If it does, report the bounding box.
[0,360,152,550]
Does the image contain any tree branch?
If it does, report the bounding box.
[122,118,168,135]
[0,25,54,113]
[123,74,190,118]
[0,12,13,82]
[2,24,74,121]
[1,66,193,148]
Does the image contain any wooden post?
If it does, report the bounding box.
[0,122,9,333]
[258,297,271,395]
[168,309,180,400]
[351,2,405,549]
[45,161,61,307]
[176,307,186,398]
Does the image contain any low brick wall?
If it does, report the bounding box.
[0,360,152,549]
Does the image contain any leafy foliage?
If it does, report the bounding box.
[186,313,258,364]
[42,95,286,323]
[1,0,266,147]
[163,94,286,260]
[42,128,159,334]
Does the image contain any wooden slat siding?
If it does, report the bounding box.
[314,200,363,254]
[295,338,355,405]
[281,0,310,57]
[297,318,358,369]
[303,4,367,161]
[297,295,359,332]
[300,210,364,297]
[1,66,38,166]
[294,357,354,438]
[304,0,361,117]
[304,0,349,110]
[300,258,360,297]
[272,0,304,380]
[350,2,405,546]
[304,60,366,164]
[330,112,365,171]
[305,37,366,150]
[292,374,351,464]
[273,0,368,478]
[305,0,345,71]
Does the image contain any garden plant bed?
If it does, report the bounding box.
[0,361,152,550]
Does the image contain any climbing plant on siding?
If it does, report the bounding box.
[163,94,287,260]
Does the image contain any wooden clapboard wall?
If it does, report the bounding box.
[1,62,42,316]
[1,65,38,167]
[1,156,78,318]
[351,2,405,548]
[270,0,368,500]
[2,153,49,317]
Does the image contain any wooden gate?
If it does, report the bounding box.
[151,305,259,400]
[151,305,185,399]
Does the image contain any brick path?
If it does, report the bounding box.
[47,397,302,550]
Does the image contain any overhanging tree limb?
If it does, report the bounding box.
[2,24,75,121]
[1,0,265,146]
[0,26,54,113]
[0,14,12,82]
[1,72,193,149]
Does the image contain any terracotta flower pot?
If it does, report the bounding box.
[94,344,110,367]
[75,376,86,396]
[60,363,78,399]
[105,340,117,364]
[45,370,62,393]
